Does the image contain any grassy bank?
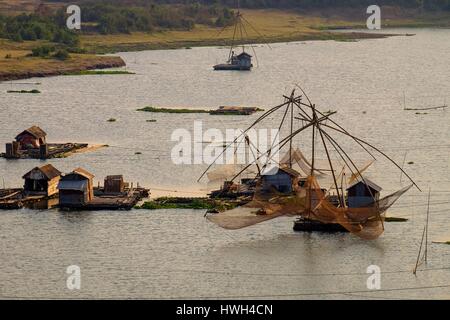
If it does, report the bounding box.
[0,38,126,81]
[1,7,448,81]
[79,9,394,54]
[79,8,450,54]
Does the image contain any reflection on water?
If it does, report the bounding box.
[0,29,449,299]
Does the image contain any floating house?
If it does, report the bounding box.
[347,178,381,208]
[58,168,94,207]
[22,164,61,197]
[213,51,253,71]
[260,167,300,194]
[104,175,125,194]
[2,126,99,159]
[15,126,47,149]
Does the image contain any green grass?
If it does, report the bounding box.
[136,198,215,210]
[7,89,40,93]
[135,197,239,211]
[137,106,209,114]
[63,70,135,76]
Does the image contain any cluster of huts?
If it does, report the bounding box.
[210,165,381,209]
[0,164,149,210]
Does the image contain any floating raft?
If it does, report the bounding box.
[213,63,251,71]
[1,143,89,159]
[0,188,58,210]
[59,187,150,211]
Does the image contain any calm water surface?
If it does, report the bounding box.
[0,29,449,299]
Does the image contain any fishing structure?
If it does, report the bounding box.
[200,87,420,239]
[213,1,267,71]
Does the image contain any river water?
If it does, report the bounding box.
[0,28,449,299]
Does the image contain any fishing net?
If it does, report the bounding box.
[207,174,412,240]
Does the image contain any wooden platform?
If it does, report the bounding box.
[0,188,57,210]
[1,143,89,159]
[59,187,150,211]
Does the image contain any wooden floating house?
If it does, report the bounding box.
[347,178,381,208]
[23,164,61,197]
[58,169,149,211]
[2,125,90,159]
[16,126,47,149]
[294,176,382,233]
[58,168,95,207]
[1,166,149,211]
[214,51,253,71]
[0,164,62,209]
[260,167,300,194]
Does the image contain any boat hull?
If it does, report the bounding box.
[293,217,348,233]
[213,64,252,71]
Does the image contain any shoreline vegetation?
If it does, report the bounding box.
[63,70,135,76]
[137,106,265,115]
[0,2,449,82]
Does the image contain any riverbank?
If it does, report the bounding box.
[0,49,125,82]
[79,8,450,54]
[1,8,449,81]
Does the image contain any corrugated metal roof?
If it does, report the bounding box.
[16,126,46,139]
[58,180,87,191]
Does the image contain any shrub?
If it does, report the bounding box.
[53,49,70,60]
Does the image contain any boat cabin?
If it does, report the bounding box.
[260,166,300,194]
[214,51,253,71]
[347,178,382,208]
[22,164,61,196]
[58,168,94,206]
[15,126,47,149]
[231,51,252,69]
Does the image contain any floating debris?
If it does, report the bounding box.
[7,89,40,94]
[107,118,117,122]
[209,106,264,115]
[137,106,209,114]
[137,106,263,115]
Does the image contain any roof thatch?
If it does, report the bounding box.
[22,164,61,180]
[16,126,47,140]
